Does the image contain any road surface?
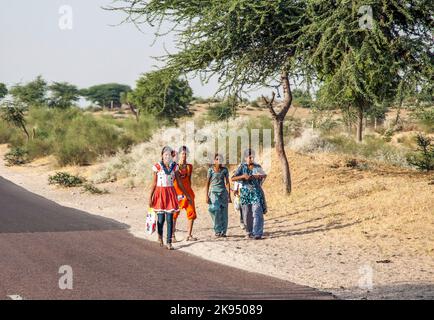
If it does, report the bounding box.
[0,176,333,300]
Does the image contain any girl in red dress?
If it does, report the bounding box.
[149,146,191,250]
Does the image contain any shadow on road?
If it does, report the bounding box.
[0,177,130,234]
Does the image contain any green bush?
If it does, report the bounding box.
[82,183,109,195]
[4,147,29,166]
[26,137,53,159]
[318,118,341,134]
[406,134,434,171]
[206,98,237,121]
[382,128,394,142]
[48,172,85,187]
[0,121,20,144]
[250,100,262,108]
[0,106,159,166]
[292,89,314,108]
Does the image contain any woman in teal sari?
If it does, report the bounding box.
[205,153,232,237]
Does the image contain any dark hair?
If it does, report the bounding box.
[179,145,189,153]
[243,148,255,159]
[161,146,173,160]
[213,153,225,168]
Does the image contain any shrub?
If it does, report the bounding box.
[406,134,434,171]
[206,97,237,121]
[382,128,394,142]
[250,100,261,108]
[292,89,314,108]
[0,121,21,144]
[48,172,85,187]
[82,183,108,195]
[4,147,29,166]
[0,106,161,166]
[26,137,53,159]
[317,118,340,134]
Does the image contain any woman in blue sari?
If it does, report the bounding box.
[231,148,267,239]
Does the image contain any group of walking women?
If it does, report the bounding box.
[149,146,267,250]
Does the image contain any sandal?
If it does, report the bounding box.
[186,235,198,241]
[166,243,174,250]
[158,236,164,247]
[171,235,178,243]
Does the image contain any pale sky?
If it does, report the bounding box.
[0,0,271,104]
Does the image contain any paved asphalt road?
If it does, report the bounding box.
[0,176,333,300]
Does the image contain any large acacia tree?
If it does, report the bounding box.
[48,82,80,109]
[297,0,433,142]
[9,76,47,107]
[108,0,309,194]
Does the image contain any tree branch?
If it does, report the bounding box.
[262,92,277,119]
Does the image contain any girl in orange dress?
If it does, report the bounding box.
[172,145,197,242]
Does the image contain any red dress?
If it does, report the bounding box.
[151,162,180,213]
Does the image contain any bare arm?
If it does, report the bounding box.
[205,175,211,204]
[148,172,157,207]
[225,174,232,203]
[231,174,250,182]
[175,171,192,203]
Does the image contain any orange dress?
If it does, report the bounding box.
[173,163,197,220]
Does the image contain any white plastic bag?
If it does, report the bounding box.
[234,195,241,211]
[146,208,156,235]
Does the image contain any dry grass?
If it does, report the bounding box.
[263,149,434,258]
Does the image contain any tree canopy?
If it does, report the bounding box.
[9,75,48,107]
[128,69,193,119]
[107,0,307,97]
[297,0,433,140]
[81,83,132,108]
[48,82,80,109]
[0,101,30,141]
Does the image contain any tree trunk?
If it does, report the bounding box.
[21,123,30,142]
[262,70,292,194]
[279,71,292,194]
[374,117,377,130]
[357,107,363,142]
[274,119,291,194]
[128,103,139,122]
[394,105,402,127]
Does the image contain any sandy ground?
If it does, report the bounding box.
[0,144,433,300]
